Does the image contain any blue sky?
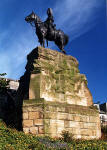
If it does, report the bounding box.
[0,0,106,103]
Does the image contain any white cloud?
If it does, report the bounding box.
[53,0,105,40]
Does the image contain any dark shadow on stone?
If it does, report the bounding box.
[0,47,39,131]
[14,47,39,131]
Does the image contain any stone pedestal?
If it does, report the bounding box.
[26,47,93,106]
[20,47,101,139]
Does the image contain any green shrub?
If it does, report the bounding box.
[0,73,9,94]
[102,125,107,134]
[101,125,107,140]
[61,130,74,142]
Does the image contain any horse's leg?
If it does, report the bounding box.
[54,33,66,54]
[38,36,42,46]
[46,40,48,47]
[60,38,66,54]
[61,46,66,54]
[61,42,66,54]
[61,49,66,54]
[56,43,66,54]
[40,40,42,46]
[42,38,45,48]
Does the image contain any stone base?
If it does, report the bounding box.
[22,99,101,139]
[19,47,101,139]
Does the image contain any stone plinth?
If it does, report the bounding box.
[25,46,93,106]
[23,100,101,139]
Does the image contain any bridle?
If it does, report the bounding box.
[29,14,42,29]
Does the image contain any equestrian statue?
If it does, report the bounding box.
[25,8,69,54]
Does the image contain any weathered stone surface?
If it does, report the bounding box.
[34,119,43,126]
[29,112,39,119]
[38,126,44,134]
[23,112,28,119]
[23,128,30,134]
[23,120,33,127]
[22,101,101,139]
[21,46,93,106]
[21,47,101,139]
[29,127,38,134]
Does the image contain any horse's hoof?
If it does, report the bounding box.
[62,50,66,55]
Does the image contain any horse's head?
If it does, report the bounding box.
[25,11,37,23]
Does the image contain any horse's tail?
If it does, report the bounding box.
[64,34,69,46]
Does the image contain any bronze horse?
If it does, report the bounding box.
[25,11,69,54]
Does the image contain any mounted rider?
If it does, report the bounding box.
[44,8,56,34]
[25,9,68,54]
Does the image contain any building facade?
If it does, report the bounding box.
[94,103,107,126]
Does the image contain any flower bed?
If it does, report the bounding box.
[0,121,107,150]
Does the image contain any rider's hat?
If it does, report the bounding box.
[47,8,53,16]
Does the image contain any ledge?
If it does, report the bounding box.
[23,98,44,106]
[23,99,98,116]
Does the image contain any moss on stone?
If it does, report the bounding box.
[42,101,98,116]
[24,98,44,103]
[32,67,41,74]
[23,100,98,117]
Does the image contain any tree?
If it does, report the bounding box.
[0,73,9,94]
